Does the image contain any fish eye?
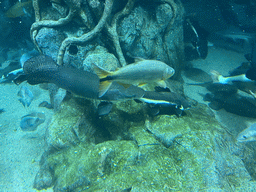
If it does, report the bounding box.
[243,135,247,139]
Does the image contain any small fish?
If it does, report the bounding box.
[137,91,190,116]
[5,0,32,18]
[97,101,113,116]
[93,58,175,97]
[237,123,256,142]
[204,83,238,95]
[20,112,46,131]
[18,85,34,107]
[39,101,53,109]
[139,91,190,108]
[210,70,252,84]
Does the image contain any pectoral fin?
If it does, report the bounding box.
[138,83,147,87]
[157,80,167,88]
[99,81,112,97]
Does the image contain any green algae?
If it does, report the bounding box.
[46,98,97,149]
[36,98,256,191]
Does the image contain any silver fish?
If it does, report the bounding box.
[237,123,256,142]
[20,112,45,131]
[17,85,34,107]
[93,58,175,97]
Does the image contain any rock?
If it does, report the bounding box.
[38,140,138,191]
[33,165,54,190]
[129,103,256,191]
[99,100,145,140]
[118,3,185,75]
[45,97,97,150]
[36,28,66,61]
[35,100,256,191]
[83,45,119,71]
[33,152,54,190]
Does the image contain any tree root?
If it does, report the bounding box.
[30,0,182,68]
[32,0,40,22]
[30,8,77,53]
[106,0,136,67]
[57,0,113,65]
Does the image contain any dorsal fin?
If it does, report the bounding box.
[92,63,111,79]
[134,57,145,63]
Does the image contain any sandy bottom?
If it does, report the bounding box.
[0,83,54,192]
[0,46,256,191]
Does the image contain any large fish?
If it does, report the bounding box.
[14,55,146,101]
[204,91,256,118]
[93,58,175,97]
[14,55,100,99]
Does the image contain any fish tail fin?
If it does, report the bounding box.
[92,64,111,79]
[210,70,228,84]
[210,70,221,82]
[99,81,112,97]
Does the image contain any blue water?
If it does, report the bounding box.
[1,0,256,191]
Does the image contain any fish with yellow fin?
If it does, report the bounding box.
[93,58,175,97]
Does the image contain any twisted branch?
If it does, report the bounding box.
[30,8,77,53]
[57,0,114,65]
[106,0,136,67]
